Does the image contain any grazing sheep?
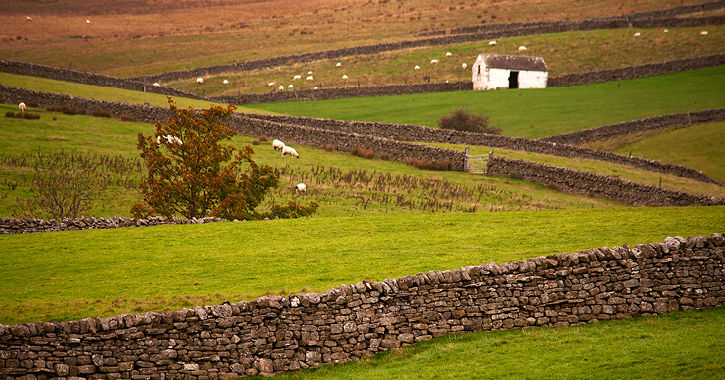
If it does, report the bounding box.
[293,75,302,80]
[445,52,452,56]
[272,139,286,151]
[18,102,26,112]
[634,32,641,37]
[336,62,342,67]
[518,46,527,52]
[278,85,284,91]
[86,19,91,24]
[295,183,307,194]
[489,40,497,45]
[430,59,439,64]
[196,78,204,84]
[700,31,709,35]
[342,75,348,79]
[461,63,468,70]
[162,135,183,145]
[282,146,299,158]
[268,82,276,87]
[664,29,669,33]
[223,79,229,84]
[26,16,32,21]
[152,82,160,87]
[288,84,294,88]
[306,76,313,80]
[414,65,420,70]
[308,71,313,74]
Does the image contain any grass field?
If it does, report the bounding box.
[270,306,725,380]
[249,66,725,139]
[580,121,725,184]
[1,206,723,325]
[1,0,706,78]
[167,25,725,96]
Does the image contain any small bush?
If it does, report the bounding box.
[92,108,113,118]
[119,114,136,122]
[351,146,375,159]
[5,111,15,118]
[406,158,452,171]
[23,113,41,120]
[258,135,268,142]
[52,116,57,121]
[324,144,334,152]
[376,152,389,160]
[438,108,502,134]
[252,140,261,145]
[26,101,39,108]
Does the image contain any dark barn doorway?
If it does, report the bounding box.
[508,71,519,88]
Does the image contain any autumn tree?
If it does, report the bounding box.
[132,98,317,220]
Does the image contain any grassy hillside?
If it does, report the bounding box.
[250,66,725,139]
[1,206,723,325]
[580,121,725,184]
[0,0,705,77]
[168,25,725,96]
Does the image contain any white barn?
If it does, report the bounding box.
[472,53,548,90]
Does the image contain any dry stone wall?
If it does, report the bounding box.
[486,155,725,207]
[1,233,724,379]
[541,108,725,145]
[0,61,205,101]
[0,216,229,235]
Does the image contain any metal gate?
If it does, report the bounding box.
[464,147,490,174]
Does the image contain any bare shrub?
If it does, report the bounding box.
[22,113,41,120]
[324,144,334,152]
[13,150,111,220]
[438,108,502,134]
[5,111,15,118]
[27,101,39,108]
[258,135,268,142]
[92,108,113,118]
[376,152,389,160]
[252,140,261,145]
[351,146,374,159]
[119,113,136,122]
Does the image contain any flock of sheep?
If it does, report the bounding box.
[272,139,306,194]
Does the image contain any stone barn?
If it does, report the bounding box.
[472,53,548,90]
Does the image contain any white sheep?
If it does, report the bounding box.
[293,75,302,80]
[489,40,497,45]
[272,139,286,151]
[160,135,183,145]
[336,62,342,67]
[308,71,313,74]
[278,85,284,91]
[19,102,26,112]
[664,29,669,33]
[518,46,527,52]
[445,52,452,56]
[414,65,420,70]
[634,32,641,37]
[342,75,348,79]
[288,84,294,88]
[223,79,229,84]
[700,31,709,36]
[86,19,91,24]
[152,82,160,87]
[306,76,313,80]
[431,59,439,64]
[461,63,468,70]
[282,146,299,158]
[295,183,307,194]
[26,16,32,21]
[268,82,276,87]
[196,78,204,84]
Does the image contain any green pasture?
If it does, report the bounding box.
[581,121,725,184]
[251,66,725,139]
[270,306,725,380]
[1,206,723,325]
[0,72,270,114]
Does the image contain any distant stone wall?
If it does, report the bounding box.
[547,53,725,88]
[210,82,472,105]
[541,108,725,145]
[0,60,206,101]
[0,216,229,235]
[487,155,725,207]
[245,113,721,185]
[1,233,723,378]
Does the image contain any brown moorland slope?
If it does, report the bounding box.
[0,0,714,77]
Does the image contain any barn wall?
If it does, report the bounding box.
[518,70,548,89]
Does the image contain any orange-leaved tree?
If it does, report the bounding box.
[131,98,318,220]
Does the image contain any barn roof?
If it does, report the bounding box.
[479,54,548,71]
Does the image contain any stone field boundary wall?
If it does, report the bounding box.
[486,155,725,207]
[245,112,721,185]
[0,61,205,101]
[1,233,724,379]
[1,84,719,186]
[0,216,229,235]
[541,107,725,145]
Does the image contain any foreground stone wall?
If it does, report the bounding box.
[1,233,723,379]
[486,155,725,207]
[541,108,725,145]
